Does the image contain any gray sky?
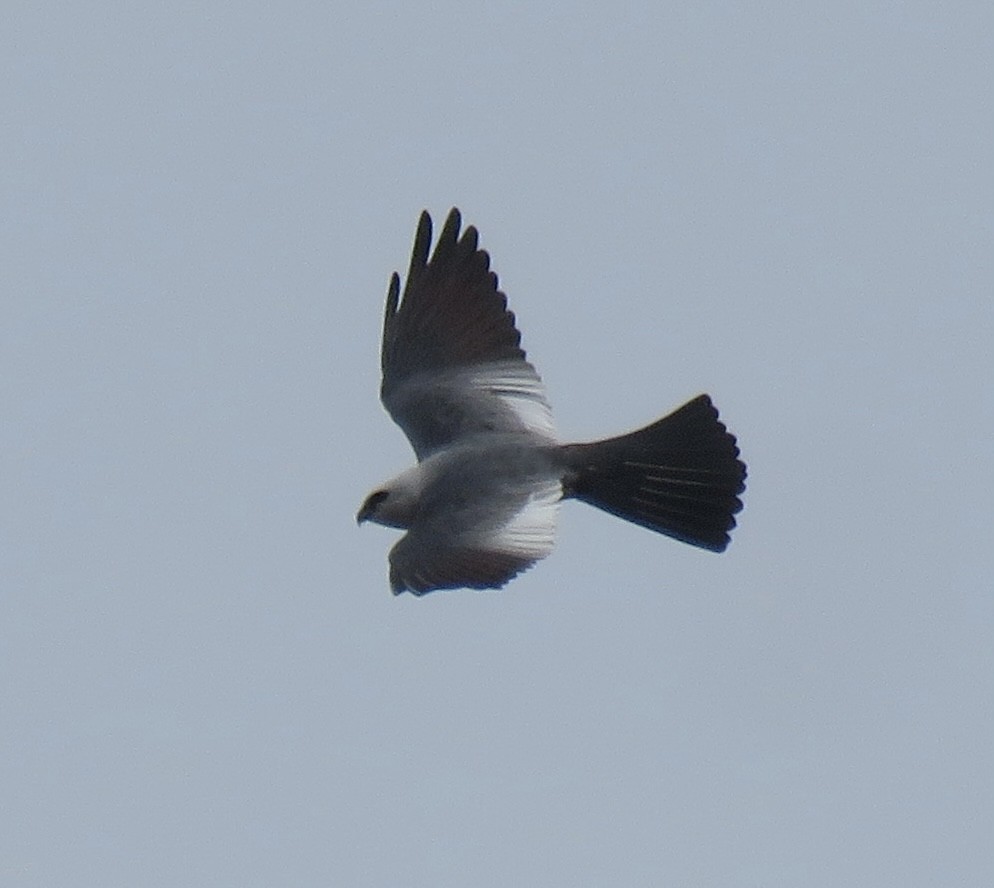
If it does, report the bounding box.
[2,3,991,886]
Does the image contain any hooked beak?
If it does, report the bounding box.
[357,489,388,526]
[356,498,376,525]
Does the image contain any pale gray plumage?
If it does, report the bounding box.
[357,208,746,595]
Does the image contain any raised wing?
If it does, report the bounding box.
[380,208,555,460]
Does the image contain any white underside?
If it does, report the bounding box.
[485,478,562,559]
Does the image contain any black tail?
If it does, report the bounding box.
[560,395,746,552]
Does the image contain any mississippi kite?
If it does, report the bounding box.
[357,209,746,595]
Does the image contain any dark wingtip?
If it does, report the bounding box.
[416,210,432,243]
[381,272,401,374]
[385,272,400,320]
[438,207,462,249]
[406,211,433,283]
[460,224,479,254]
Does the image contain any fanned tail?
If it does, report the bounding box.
[560,395,746,551]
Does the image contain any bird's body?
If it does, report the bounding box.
[370,436,561,531]
[358,209,746,595]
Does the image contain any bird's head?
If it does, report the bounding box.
[356,489,390,525]
[356,467,424,529]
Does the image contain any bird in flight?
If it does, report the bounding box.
[357,209,746,595]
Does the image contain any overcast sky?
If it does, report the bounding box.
[2,3,991,886]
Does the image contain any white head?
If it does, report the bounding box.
[355,465,425,529]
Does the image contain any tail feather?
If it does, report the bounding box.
[560,394,746,551]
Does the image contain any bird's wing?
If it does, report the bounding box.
[380,208,555,460]
[388,479,561,595]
